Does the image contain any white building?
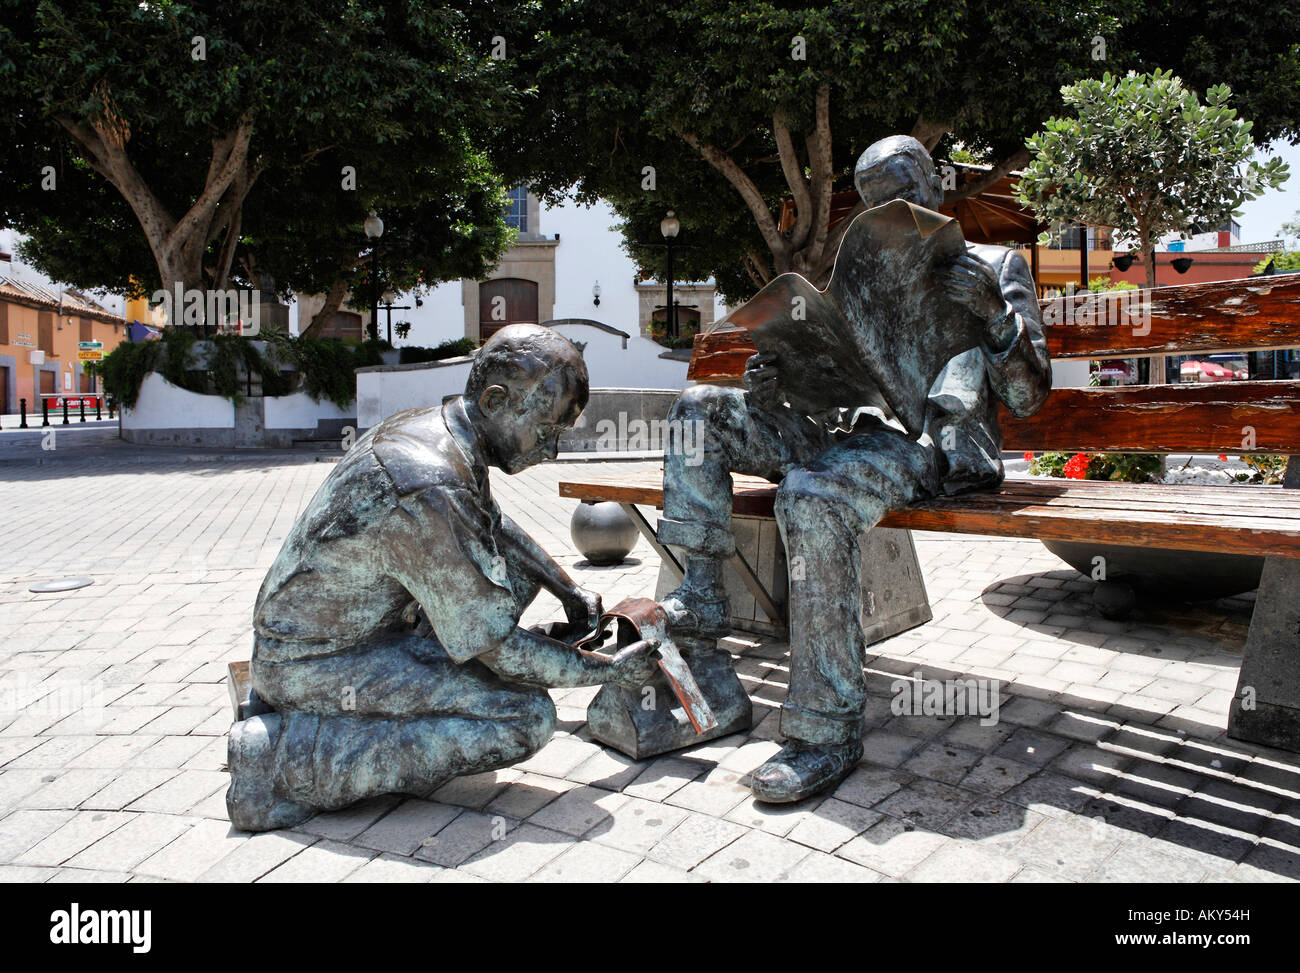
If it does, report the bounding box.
[320,190,726,358]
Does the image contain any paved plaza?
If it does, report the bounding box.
[1,432,1297,883]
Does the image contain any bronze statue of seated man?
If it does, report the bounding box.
[657,136,1052,803]
[226,324,657,832]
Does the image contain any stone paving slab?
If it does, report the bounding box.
[1,452,1297,882]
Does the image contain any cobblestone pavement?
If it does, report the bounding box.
[1,449,1297,883]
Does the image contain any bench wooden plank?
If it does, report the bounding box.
[1044,273,1300,360]
[688,274,1300,381]
[991,479,1300,510]
[562,470,1300,514]
[1000,382,1300,453]
[888,500,1299,558]
[559,472,1300,559]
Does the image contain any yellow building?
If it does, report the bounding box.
[0,277,128,416]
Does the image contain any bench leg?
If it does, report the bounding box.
[618,503,683,578]
[1228,555,1300,752]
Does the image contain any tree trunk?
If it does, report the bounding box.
[57,104,257,333]
[1140,225,1165,385]
[300,276,351,340]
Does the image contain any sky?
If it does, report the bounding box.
[1238,139,1300,245]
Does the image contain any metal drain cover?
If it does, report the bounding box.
[29,577,94,593]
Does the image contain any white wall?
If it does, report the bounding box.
[355,322,691,429]
[356,356,474,429]
[264,391,355,430]
[1050,359,1092,389]
[547,198,641,333]
[549,322,688,390]
[121,372,234,429]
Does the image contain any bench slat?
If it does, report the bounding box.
[1001,382,1300,453]
[1043,273,1300,360]
[688,274,1300,380]
[991,479,1300,510]
[559,472,1300,559]
[888,500,1298,559]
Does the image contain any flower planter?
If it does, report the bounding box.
[1041,538,1265,618]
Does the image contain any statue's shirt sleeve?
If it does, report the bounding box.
[380,485,518,664]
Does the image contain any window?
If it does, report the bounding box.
[651,305,701,339]
[504,185,528,233]
[1046,226,1111,251]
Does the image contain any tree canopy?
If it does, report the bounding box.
[1017,69,1289,290]
[2,0,1297,318]
[511,0,1300,302]
[0,0,521,331]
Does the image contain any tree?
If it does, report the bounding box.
[1018,69,1288,290]
[1255,252,1300,273]
[511,0,1300,303]
[0,0,520,331]
[513,0,1120,301]
[1018,69,1289,381]
[1282,211,1300,246]
[233,137,513,338]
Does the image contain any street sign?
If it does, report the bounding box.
[77,341,104,361]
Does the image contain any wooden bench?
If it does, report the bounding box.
[561,273,1300,751]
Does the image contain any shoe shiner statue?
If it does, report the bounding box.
[226,325,657,831]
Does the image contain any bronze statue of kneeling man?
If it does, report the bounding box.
[226,324,657,832]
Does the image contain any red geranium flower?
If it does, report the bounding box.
[1063,452,1090,480]
[1023,451,1035,462]
[1218,454,1228,462]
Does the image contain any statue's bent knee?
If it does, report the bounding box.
[669,383,743,424]
[519,693,558,755]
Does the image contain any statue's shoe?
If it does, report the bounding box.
[226,713,314,833]
[750,740,864,804]
[660,592,731,640]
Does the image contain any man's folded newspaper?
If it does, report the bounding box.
[707,199,987,434]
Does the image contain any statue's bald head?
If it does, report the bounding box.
[467,324,589,411]
[853,135,944,211]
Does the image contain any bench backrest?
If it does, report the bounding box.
[688,273,1300,454]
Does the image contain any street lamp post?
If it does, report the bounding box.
[382,289,396,344]
[660,210,680,337]
[364,210,384,342]
[378,288,411,345]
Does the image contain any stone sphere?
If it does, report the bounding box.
[1093,580,1137,620]
[570,501,638,566]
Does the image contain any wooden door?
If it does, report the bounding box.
[479,278,539,341]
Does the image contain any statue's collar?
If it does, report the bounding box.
[443,396,490,488]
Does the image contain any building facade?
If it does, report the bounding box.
[0,277,128,415]
[369,191,724,349]
[0,230,128,416]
